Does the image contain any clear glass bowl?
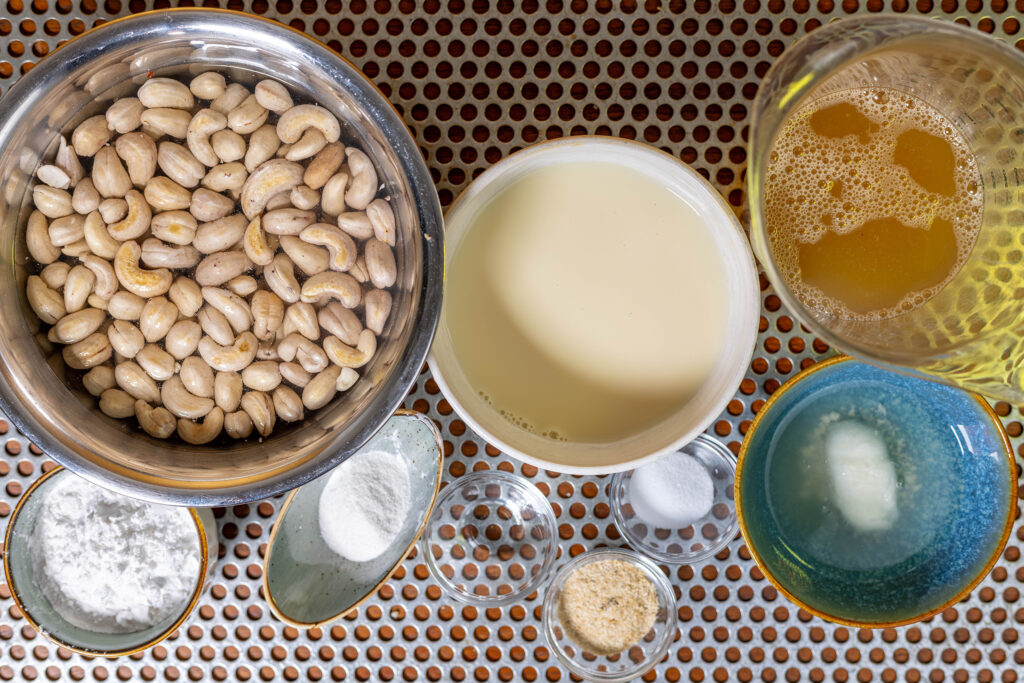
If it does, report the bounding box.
[542,548,678,682]
[418,470,558,606]
[610,434,738,564]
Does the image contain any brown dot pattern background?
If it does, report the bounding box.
[1,1,1024,681]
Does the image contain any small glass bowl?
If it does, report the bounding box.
[419,470,558,606]
[610,434,738,564]
[542,548,678,682]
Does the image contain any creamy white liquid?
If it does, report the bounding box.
[444,162,730,443]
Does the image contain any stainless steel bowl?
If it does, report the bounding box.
[0,9,443,505]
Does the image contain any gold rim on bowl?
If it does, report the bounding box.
[2,466,212,657]
[734,355,1018,629]
[261,409,445,629]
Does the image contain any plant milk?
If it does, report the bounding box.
[443,161,730,443]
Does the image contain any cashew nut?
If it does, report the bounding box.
[264,253,301,303]
[255,80,293,113]
[202,286,253,334]
[211,129,246,163]
[211,83,249,115]
[241,391,276,437]
[141,238,201,270]
[345,148,378,210]
[198,331,258,372]
[324,330,377,369]
[37,164,71,190]
[226,275,258,297]
[198,305,235,346]
[242,361,282,392]
[300,271,361,307]
[83,365,116,397]
[251,290,284,341]
[144,176,192,212]
[190,72,226,100]
[105,97,144,134]
[365,238,398,289]
[139,108,192,139]
[40,262,71,290]
[165,320,202,360]
[277,104,341,144]
[47,213,85,247]
[100,389,136,418]
[161,375,214,419]
[186,108,228,168]
[263,208,315,235]
[214,371,243,412]
[177,407,224,445]
[62,332,112,370]
[92,147,132,198]
[190,188,234,222]
[227,95,269,135]
[290,184,319,211]
[224,410,253,439]
[195,251,252,287]
[285,128,327,161]
[115,132,158,187]
[320,172,349,216]
[180,356,215,398]
[136,344,176,382]
[301,365,340,410]
[139,78,195,109]
[71,115,111,157]
[72,178,100,215]
[243,216,274,266]
[194,214,247,254]
[245,125,281,173]
[115,241,173,298]
[272,385,304,422]
[63,265,95,314]
[139,296,179,343]
[202,162,248,193]
[284,302,319,341]
[135,400,176,439]
[168,276,203,318]
[26,210,60,264]
[56,136,85,188]
[33,185,73,218]
[366,198,397,246]
[83,211,121,259]
[80,253,118,299]
[52,308,106,344]
[280,235,329,275]
[240,159,304,219]
[319,301,363,345]
[107,291,145,321]
[304,142,345,190]
[277,333,328,374]
[300,223,357,272]
[157,141,206,188]
[279,361,311,388]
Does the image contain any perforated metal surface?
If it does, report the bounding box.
[2,2,1024,682]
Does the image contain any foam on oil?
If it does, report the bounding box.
[444,162,730,443]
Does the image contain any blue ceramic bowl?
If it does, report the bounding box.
[737,356,1016,627]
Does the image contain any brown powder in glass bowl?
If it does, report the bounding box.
[556,559,658,656]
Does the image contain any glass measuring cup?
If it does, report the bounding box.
[748,16,1024,402]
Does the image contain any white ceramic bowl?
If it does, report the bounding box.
[428,137,759,474]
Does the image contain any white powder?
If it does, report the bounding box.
[628,451,715,528]
[318,450,411,563]
[29,475,201,634]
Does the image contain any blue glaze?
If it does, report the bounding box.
[739,359,1013,625]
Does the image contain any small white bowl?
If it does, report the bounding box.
[429,136,760,474]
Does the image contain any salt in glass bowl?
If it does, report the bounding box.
[610,434,738,564]
[542,547,678,683]
[2,467,218,656]
[419,470,558,606]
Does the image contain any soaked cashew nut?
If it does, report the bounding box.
[245,125,281,173]
[139,296,179,343]
[300,271,361,307]
[263,208,315,235]
[195,251,252,287]
[251,290,284,341]
[301,365,340,410]
[240,159,304,219]
[33,185,73,218]
[162,375,215,419]
[63,265,95,314]
[224,410,253,439]
[135,400,176,439]
[264,253,301,303]
[83,365,116,397]
[71,115,111,157]
[226,275,258,297]
[115,132,158,187]
[198,331,258,372]
[190,72,226,100]
[364,289,392,335]
[177,406,224,445]
[141,237,201,269]
[280,235,329,276]
[366,198,397,246]
[106,98,144,134]
[40,262,71,290]
[211,129,246,163]
[199,305,235,346]
[319,301,363,345]
[194,214,247,254]
[136,344,176,381]
[345,148,378,210]
[139,78,194,109]
[284,302,319,341]
[151,211,198,247]
[169,276,203,318]
[27,210,60,264]
[300,223,357,272]
[52,308,106,344]
[190,188,234,222]
[320,172,348,216]
[63,332,112,370]
[242,361,282,392]
[92,147,132,198]
[144,176,192,211]
[181,356,215,398]
[285,128,327,161]
[115,241,173,298]
[56,136,85,187]
[277,333,328,374]
[290,184,319,211]
[277,104,341,144]
[279,361,311,388]
[304,142,345,190]
[202,286,253,334]
[107,291,145,320]
[215,371,243,412]
[202,162,248,193]
[165,320,202,360]
[365,238,398,289]
[100,389,136,418]
[272,385,304,422]
[140,108,192,139]
[241,391,276,437]
[83,211,120,259]
[37,164,71,190]
[211,83,249,115]
[72,178,100,215]
[186,108,228,168]
[47,214,86,247]
[255,80,293,113]
[157,141,206,188]
[99,199,127,224]
[80,253,118,299]
[324,330,377,369]
[242,216,274,266]
[337,367,359,392]
[227,95,269,135]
